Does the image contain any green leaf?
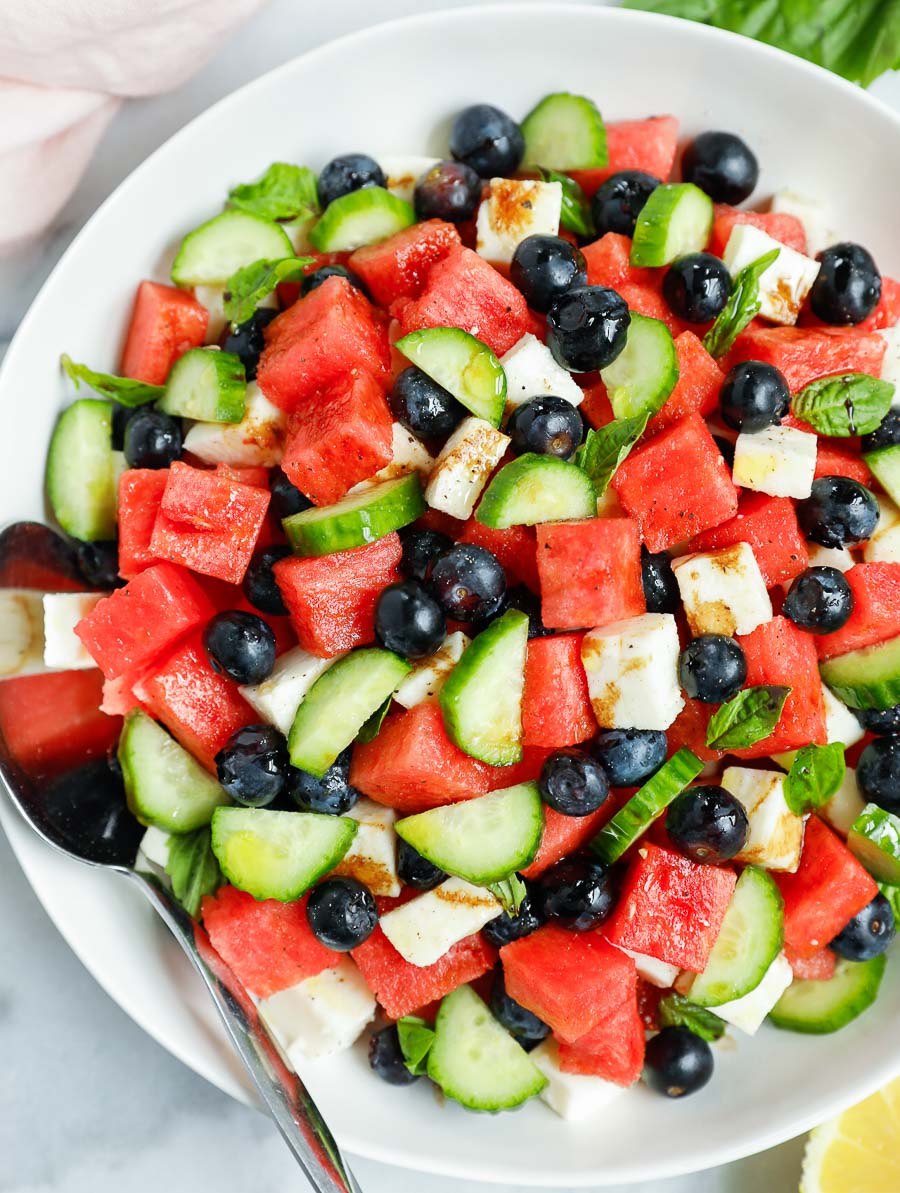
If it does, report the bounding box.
[792,373,895,436]
[702,249,780,359]
[228,163,320,221]
[356,696,392,745]
[165,828,224,919]
[61,354,165,407]
[396,1015,436,1076]
[705,685,792,750]
[785,742,847,815]
[658,993,726,1042]
[223,256,314,325]
[878,881,900,921]
[576,413,650,495]
[538,168,595,238]
[487,874,528,915]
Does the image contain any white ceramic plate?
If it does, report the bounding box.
[3,5,900,1185]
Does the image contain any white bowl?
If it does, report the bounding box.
[2,4,900,1185]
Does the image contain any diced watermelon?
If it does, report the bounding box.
[726,327,887,393]
[613,414,739,552]
[458,518,539,592]
[580,379,615,431]
[275,251,352,307]
[689,491,809,588]
[215,462,270,489]
[616,282,687,338]
[117,469,168,579]
[776,817,879,958]
[119,280,208,385]
[201,886,340,998]
[665,697,723,765]
[858,275,900,331]
[812,442,872,486]
[604,843,737,972]
[536,517,645,630]
[648,332,723,432]
[581,232,654,289]
[352,926,496,1019]
[521,803,617,879]
[522,634,597,748]
[557,991,646,1086]
[273,534,401,658]
[349,219,462,307]
[569,116,679,197]
[100,674,142,718]
[817,563,900,661]
[707,205,808,258]
[784,942,837,982]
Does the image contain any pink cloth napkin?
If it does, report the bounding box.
[0,0,266,254]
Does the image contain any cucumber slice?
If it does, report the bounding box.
[310,187,415,252]
[521,92,607,171]
[440,610,528,766]
[288,648,411,777]
[590,748,704,865]
[157,348,246,423]
[689,867,784,1007]
[821,635,900,710]
[46,398,117,541]
[171,210,292,286]
[283,473,425,556]
[395,783,544,884]
[395,328,506,427]
[427,984,547,1111]
[769,955,886,1034]
[864,444,900,506]
[600,313,679,420]
[475,454,596,529]
[630,184,714,268]
[118,709,230,832]
[848,803,900,884]
[210,807,357,902]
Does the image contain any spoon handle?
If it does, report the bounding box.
[126,868,363,1193]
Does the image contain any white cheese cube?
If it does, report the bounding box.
[375,423,435,483]
[380,155,441,203]
[394,631,469,709]
[500,333,585,409]
[0,589,47,678]
[733,423,817,499]
[530,1039,627,1121]
[821,767,867,836]
[672,542,772,637]
[615,946,679,989]
[333,798,401,897]
[379,877,500,968]
[865,494,900,562]
[770,190,838,258]
[138,825,171,870]
[807,543,856,573]
[773,685,865,770]
[581,613,684,731]
[239,646,342,736]
[720,767,805,872]
[476,178,563,265]
[424,416,510,520]
[258,958,376,1062]
[42,592,105,670]
[722,223,820,325]
[194,284,228,344]
[183,382,287,467]
[879,326,900,405]
[714,952,793,1035]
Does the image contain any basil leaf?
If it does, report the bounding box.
[165,828,224,919]
[705,684,792,750]
[784,742,847,815]
[223,256,314,325]
[538,168,595,238]
[702,248,780,359]
[356,696,392,744]
[576,413,650,495]
[396,1015,436,1076]
[791,373,895,437]
[487,874,528,916]
[658,993,726,1042]
[228,163,320,221]
[61,354,165,407]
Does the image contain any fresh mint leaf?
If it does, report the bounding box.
[658,993,726,1042]
[165,828,223,919]
[705,685,791,750]
[792,373,895,436]
[487,874,528,916]
[228,163,320,221]
[702,248,780,359]
[61,354,165,407]
[538,168,595,238]
[576,413,650,494]
[356,696,392,744]
[785,742,846,815]
[396,1015,436,1076]
[223,256,314,325]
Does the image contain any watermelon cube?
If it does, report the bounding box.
[580,379,615,431]
[119,280,208,385]
[458,518,540,592]
[708,205,807,258]
[522,634,597,748]
[858,275,900,331]
[813,442,872,486]
[648,332,723,433]
[557,991,646,1086]
[726,326,887,393]
[117,469,168,579]
[582,232,654,290]
[665,697,723,765]
[616,282,687,338]
[100,673,143,717]
[521,803,617,879]
[816,563,900,661]
[349,219,462,307]
[570,115,679,197]
[689,491,809,588]
[536,517,645,630]
[784,943,837,982]
[215,462,270,489]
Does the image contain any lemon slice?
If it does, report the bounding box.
[801,1077,900,1193]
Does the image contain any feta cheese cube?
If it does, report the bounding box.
[258,958,376,1062]
[379,877,500,967]
[770,190,838,258]
[375,423,435,483]
[720,766,805,872]
[773,685,865,770]
[394,631,469,709]
[194,284,228,344]
[42,592,105,670]
[614,945,679,989]
[581,613,684,731]
[733,423,817,499]
[333,798,401,897]
[713,952,793,1035]
[865,494,900,562]
[821,767,867,836]
[424,416,510,520]
[0,589,46,678]
[500,333,585,410]
[530,1039,626,1121]
[476,178,563,265]
[672,542,772,637]
[380,155,440,203]
[807,543,856,572]
[722,224,820,325]
[239,646,342,735]
[183,382,287,467]
[879,326,900,405]
[138,825,171,870]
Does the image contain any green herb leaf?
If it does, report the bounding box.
[223,256,314,325]
[61,354,165,407]
[487,874,528,916]
[702,249,780,359]
[396,1015,436,1076]
[576,413,650,495]
[784,742,847,815]
[228,163,320,221]
[356,696,392,744]
[705,685,792,750]
[538,168,595,238]
[791,373,895,437]
[165,828,224,919]
[658,993,726,1042]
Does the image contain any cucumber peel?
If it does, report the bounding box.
[283,473,425,556]
[821,635,900,710]
[769,955,886,1034]
[475,453,596,529]
[158,348,246,423]
[630,183,714,268]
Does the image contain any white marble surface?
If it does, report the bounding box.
[1,2,898,1190]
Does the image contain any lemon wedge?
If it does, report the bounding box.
[801,1077,900,1193]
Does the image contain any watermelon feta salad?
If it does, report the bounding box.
[5,91,900,1120]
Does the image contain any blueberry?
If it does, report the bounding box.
[591,170,661,238]
[643,1026,714,1098]
[510,234,588,314]
[810,242,881,325]
[546,285,630,373]
[831,894,895,961]
[398,527,453,583]
[243,545,291,616]
[855,703,900,736]
[666,784,749,864]
[374,580,447,659]
[270,465,312,520]
[640,546,680,615]
[123,409,182,469]
[449,103,524,178]
[389,367,466,441]
[287,748,360,816]
[682,131,758,204]
[857,736,900,815]
[111,402,140,451]
[214,723,288,807]
[490,970,550,1045]
[203,610,277,685]
[397,838,447,890]
[861,408,900,454]
[306,877,378,951]
[75,540,123,589]
[679,635,747,704]
[592,728,668,787]
[368,1025,419,1086]
[663,253,732,323]
[414,160,482,222]
[506,396,584,460]
[782,566,854,634]
[483,887,545,948]
[430,543,506,623]
[539,856,616,932]
[222,307,278,381]
[318,153,385,208]
[40,757,143,866]
[504,585,553,639]
[719,360,790,433]
[300,263,369,299]
[539,749,610,817]
[713,435,736,470]
[797,476,880,547]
